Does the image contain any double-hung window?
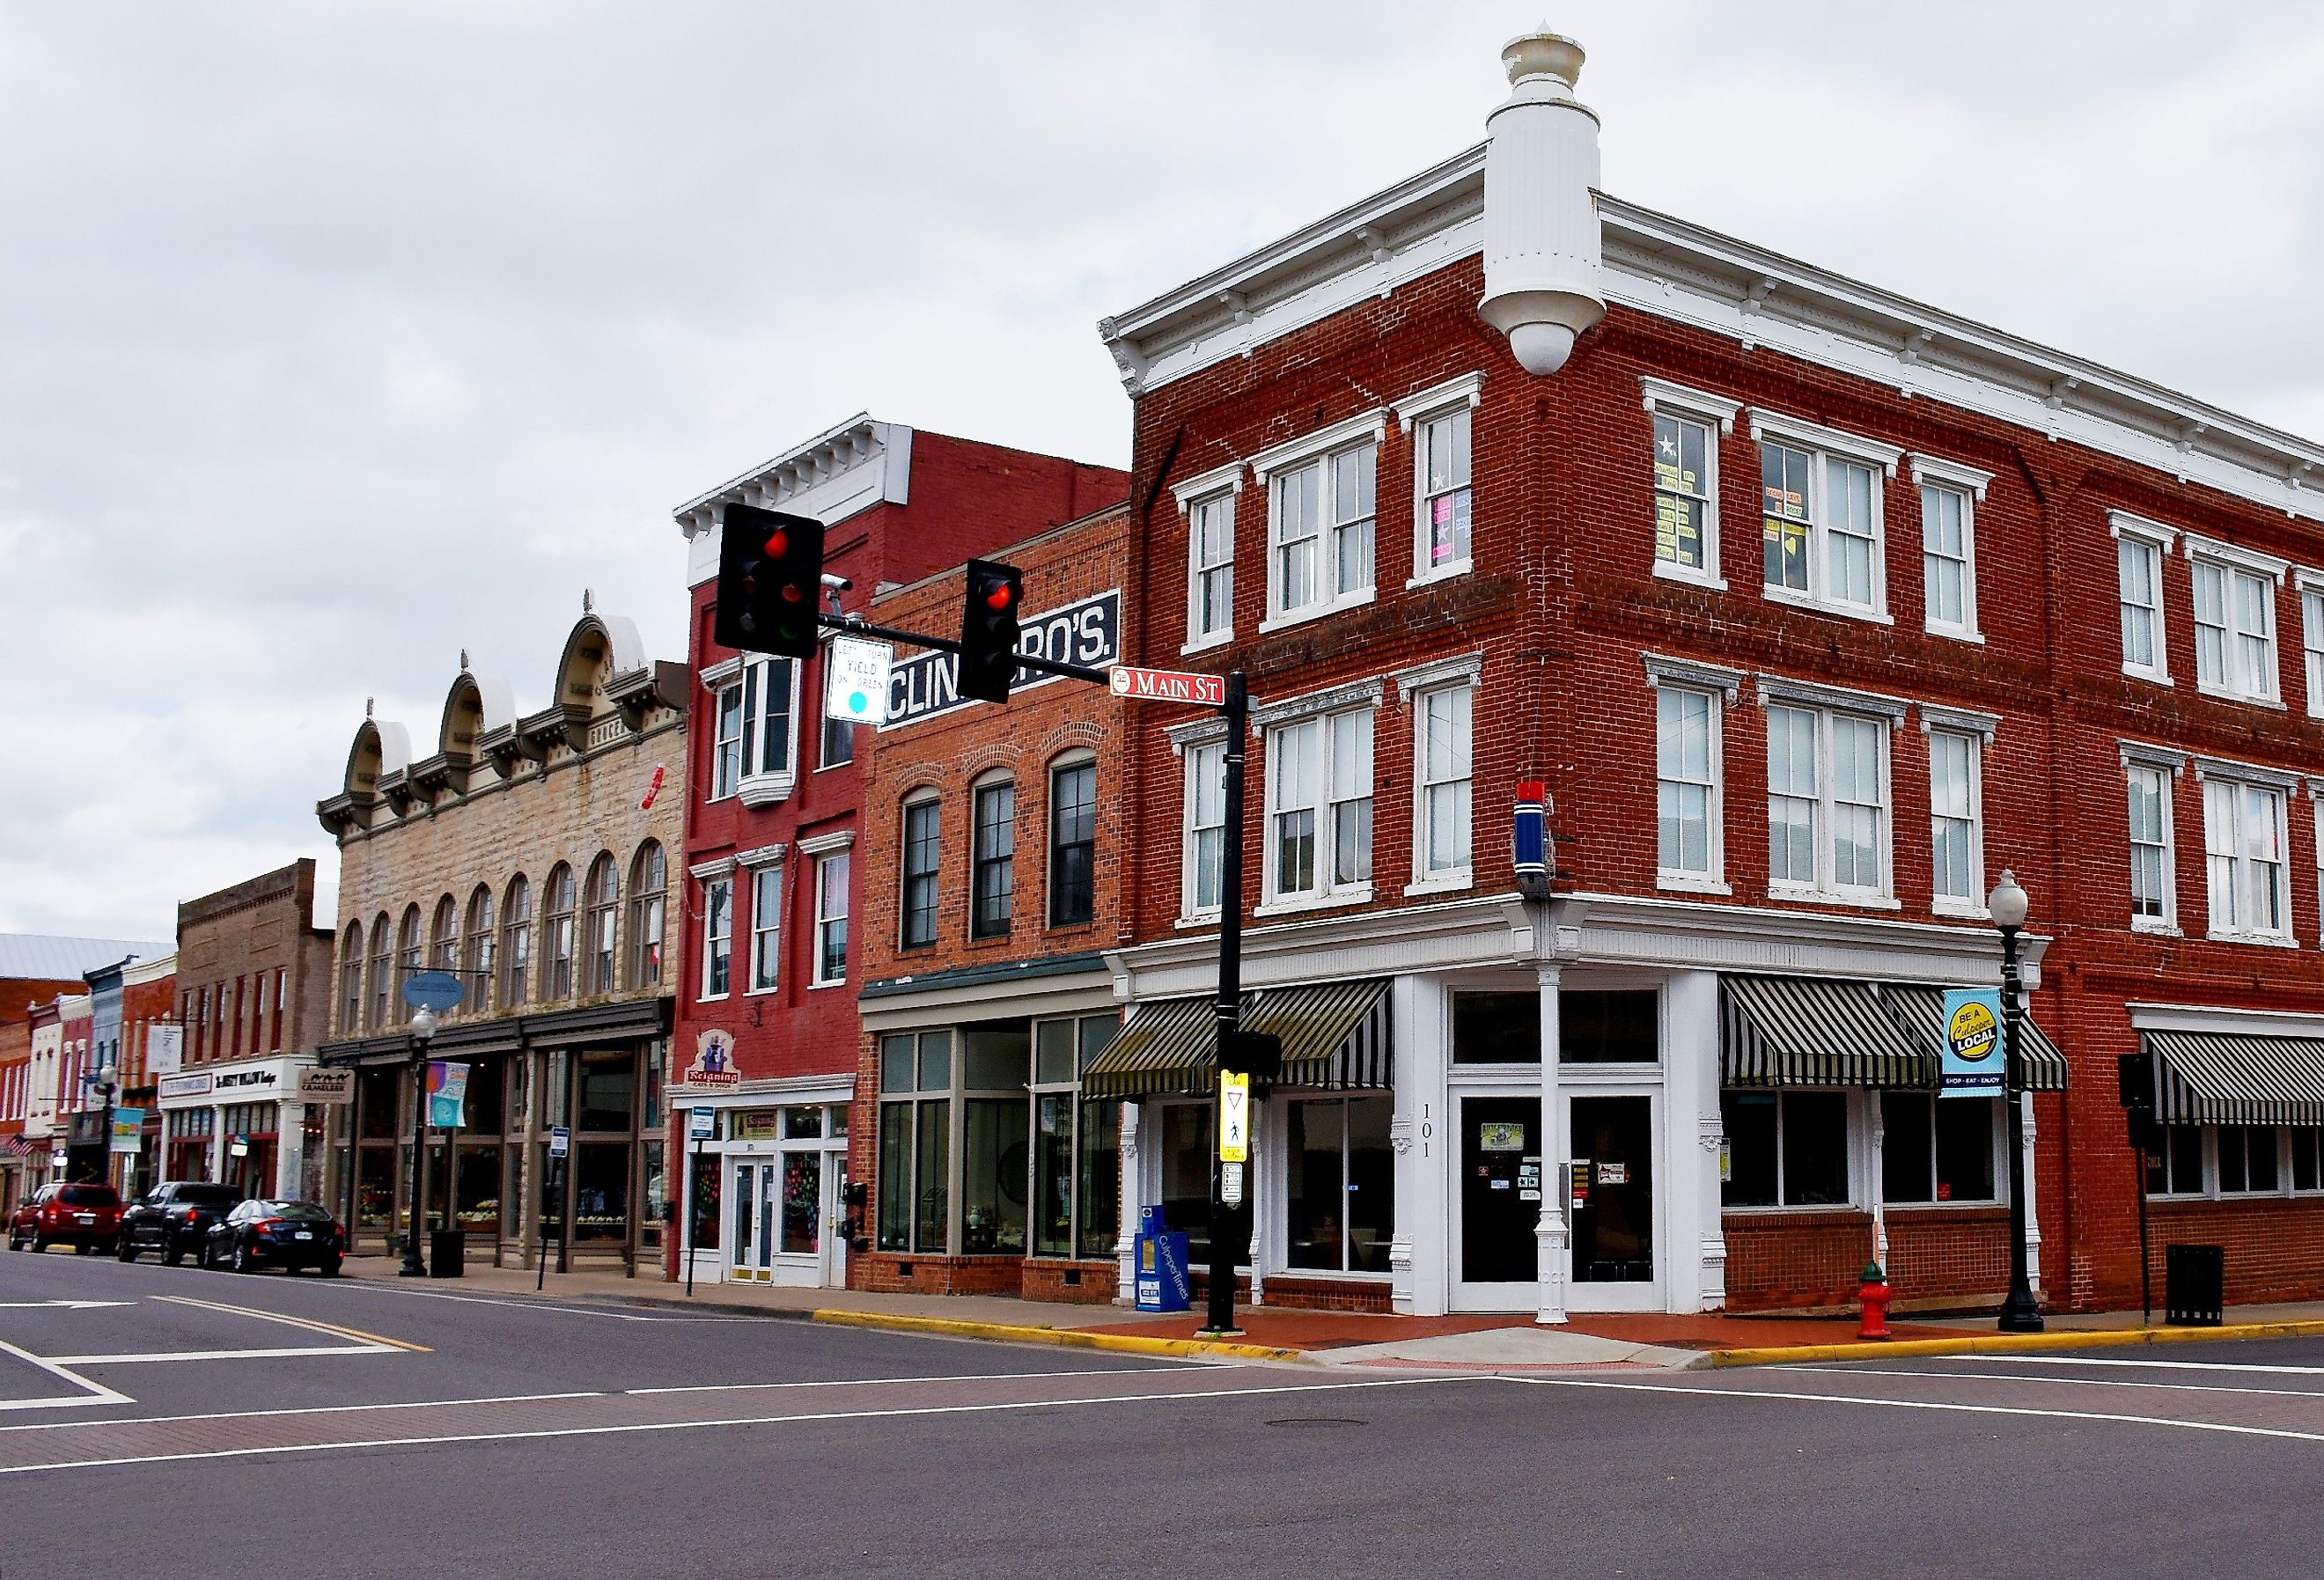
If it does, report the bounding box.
[1907,454,1991,641]
[970,777,1015,939]
[1720,1090,1852,1207]
[2188,538,2285,704]
[2301,576,2324,717]
[1925,725,1985,910]
[747,864,782,992]
[699,876,732,1000]
[1764,690,1894,902]
[1181,736,1227,919]
[710,679,744,799]
[819,659,854,769]
[1656,686,1720,885]
[813,851,849,985]
[1254,413,1384,625]
[2112,512,2173,682]
[1048,759,1097,927]
[900,796,940,949]
[1394,375,1484,584]
[1416,683,1472,883]
[1752,413,1900,620]
[1265,706,1373,905]
[2125,755,2178,930]
[2201,769,2291,942]
[1185,489,1236,647]
[1639,380,1737,584]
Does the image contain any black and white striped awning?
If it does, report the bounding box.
[1079,978,1394,1099]
[1881,984,2069,1093]
[1722,975,1928,1087]
[2146,1030,2324,1126]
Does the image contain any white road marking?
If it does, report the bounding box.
[1507,1374,2324,1444]
[0,1374,1472,1475]
[0,1392,603,1436]
[627,1365,1190,1395]
[0,1300,135,1311]
[1932,1353,2324,1377]
[333,1282,760,1323]
[1785,1364,2324,1400]
[41,1344,400,1365]
[0,1339,131,1413]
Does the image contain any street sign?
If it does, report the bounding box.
[402,970,465,1011]
[688,1106,715,1142]
[1109,665,1226,707]
[1940,988,2006,1096]
[1218,1071,1249,1164]
[548,1126,570,1159]
[823,636,893,726]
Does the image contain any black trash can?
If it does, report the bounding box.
[429,1229,466,1279]
[2165,1243,2223,1326]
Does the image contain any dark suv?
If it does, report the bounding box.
[116,1180,245,1266]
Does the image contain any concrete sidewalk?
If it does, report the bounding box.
[339,1257,2324,1371]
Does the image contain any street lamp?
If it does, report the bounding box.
[91,1063,117,1191]
[400,1006,437,1278]
[1989,870,2043,1334]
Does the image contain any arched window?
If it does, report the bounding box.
[543,863,577,1000]
[628,841,666,988]
[430,894,459,973]
[584,852,619,996]
[366,913,392,1030]
[396,906,424,1015]
[501,876,533,1009]
[463,885,496,1013]
[971,772,1016,940]
[340,923,364,1036]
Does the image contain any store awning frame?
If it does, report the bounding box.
[2146,1030,2324,1127]
[1721,975,1928,1088]
[1080,978,1394,1099]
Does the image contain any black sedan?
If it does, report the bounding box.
[202,1199,346,1275]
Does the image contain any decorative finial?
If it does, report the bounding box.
[460,648,471,672]
[583,588,594,614]
[365,695,375,719]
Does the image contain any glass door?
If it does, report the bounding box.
[727,1158,778,1282]
[1451,1094,1542,1309]
[818,1150,849,1288]
[1567,1093,1659,1309]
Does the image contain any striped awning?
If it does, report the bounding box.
[2146,1030,2324,1126]
[1721,975,1928,1087]
[1880,984,2069,1093]
[1079,978,1394,1099]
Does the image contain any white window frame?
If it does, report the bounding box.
[736,655,801,805]
[1640,378,1739,591]
[1175,465,1242,654]
[698,873,732,1002]
[1643,655,1741,894]
[2185,533,2288,707]
[2299,572,2324,719]
[1406,670,1475,895]
[2110,512,2175,685]
[1251,409,1387,631]
[2313,786,2324,948]
[710,682,743,801]
[1908,454,1990,643]
[1748,410,1902,624]
[1922,706,1997,917]
[1252,679,1383,916]
[2196,759,2295,945]
[746,859,783,995]
[1176,726,1228,924]
[1758,677,1904,908]
[1394,372,1485,588]
[801,834,855,988]
[2121,745,2184,936]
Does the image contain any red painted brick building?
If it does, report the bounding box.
[666,416,1123,1287]
[1073,32,2324,1318]
[849,503,1129,1303]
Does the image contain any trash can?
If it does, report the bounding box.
[1133,1205,1190,1313]
[429,1229,466,1279]
[2165,1243,2223,1326]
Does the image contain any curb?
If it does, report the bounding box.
[810,1308,1305,1363]
[1709,1316,2324,1368]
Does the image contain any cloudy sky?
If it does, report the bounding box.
[3,1,2319,940]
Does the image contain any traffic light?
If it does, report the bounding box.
[957,558,1025,704]
[715,503,824,658]
[1219,1029,1282,1083]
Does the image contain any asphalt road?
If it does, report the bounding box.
[2,1247,2320,1579]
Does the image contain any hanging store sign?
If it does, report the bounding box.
[1940,988,2006,1096]
[426,1062,470,1129]
[158,1071,215,1102]
[297,1069,354,1105]
[680,1030,742,1088]
[882,589,1118,731]
[146,1024,184,1076]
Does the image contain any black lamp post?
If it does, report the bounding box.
[1989,870,2044,1334]
[400,1006,436,1278]
[92,1065,118,1191]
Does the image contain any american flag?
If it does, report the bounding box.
[3,1135,32,1157]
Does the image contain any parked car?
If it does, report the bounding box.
[116,1180,244,1266]
[202,1198,345,1275]
[6,1183,123,1254]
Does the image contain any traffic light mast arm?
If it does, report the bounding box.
[819,612,1114,687]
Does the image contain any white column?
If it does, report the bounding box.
[1113,1100,1141,1305]
[1534,962,1567,1326]
[1869,1094,1889,1274]
[1664,970,1723,1313]
[2020,1091,2044,1297]
[208,1105,226,1183]
[1391,974,1445,1315]
[277,1101,305,1198]
[1247,1098,1266,1307]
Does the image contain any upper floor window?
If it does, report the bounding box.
[710,680,744,799]
[1267,706,1372,905]
[700,876,732,1000]
[463,886,496,1012]
[396,905,423,1002]
[1921,487,1975,637]
[2301,578,2324,718]
[1639,380,1739,587]
[1416,405,1472,577]
[628,842,666,988]
[2127,761,2176,930]
[1766,700,1890,901]
[2113,513,2173,682]
[1415,683,1472,884]
[430,895,459,974]
[339,925,363,1035]
[1187,491,1236,646]
[748,863,781,992]
[813,852,850,985]
[1048,759,1097,928]
[2203,773,2290,943]
[542,863,576,999]
[2189,545,2283,704]
[1753,414,1899,621]
[1656,685,1720,886]
[971,777,1016,940]
[1268,437,1377,622]
[1182,737,1227,920]
[367,913,392,1031]
[501,875,532,1008]
[584,853,620,996]
[1927,728,1983,908]
[746,657,798,778]
[901,796,941,949]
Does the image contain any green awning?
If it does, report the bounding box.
[1079,978,1393,1099]
[2146,1030,2324,1126]
[1880,985,2069,1093]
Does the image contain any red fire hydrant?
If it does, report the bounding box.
[1857,1261,1894,1341]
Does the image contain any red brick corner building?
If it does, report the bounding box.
[1080,30,2324,1318]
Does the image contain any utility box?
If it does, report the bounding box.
[1133,1205,1190,1313]
[430,1229,467,1279]
[2165,1243,2223,1326]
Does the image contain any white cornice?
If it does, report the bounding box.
[796,828,857,857]
[1249,675,1385,731]
[1391,371,1486,430]
[1247,408,1389,480]
[1170,460,1247,512]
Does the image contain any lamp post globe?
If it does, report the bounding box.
[1988,867,2043,1334]
[399,1007,437,1277]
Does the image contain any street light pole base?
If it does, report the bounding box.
[1997,1294,2044,1334]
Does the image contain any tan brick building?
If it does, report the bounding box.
[317,601,687,1273]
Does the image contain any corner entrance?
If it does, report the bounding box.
[1451,1095,1541,1309]
[1566,1091,1661,1311]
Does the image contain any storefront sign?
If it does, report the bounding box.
[1217,1072,1249,1164]
[214,1067,279,1091]
[1570,1160,1592,1208]
[146,1024,184,1076]
[823,636,894,726]
[426,1062,470,1128]
[680,1030,742,1088]
[402,969,466,1011]
[110,1107,144,1155]
[1940,988,2006,1096]
[1597,1161,1628,1186]
[297,1068,354,1105]
[158,1070,215,1102]
[1478,1121,1526,1152]
[882,589,1119,731]
[230,1135,250,1159]
[734,1110,781,1142]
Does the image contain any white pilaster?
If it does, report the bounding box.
[1869,1096,1889,1274]
[1665,970,1724,1313]
[1114,1101,1141,1305]
[1534,962,1567,1325]
[2020,1091,2044,1297]
[277,1101,305,1198]
[1392,974,1446,1315]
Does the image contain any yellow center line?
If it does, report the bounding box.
[150,1295,431,1354]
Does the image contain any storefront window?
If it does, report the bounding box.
[2147,1125,2204,1195]
[357,1147,394,1229]
[914,1098,948,1252]
[1452,991,1541,1063]
[960,1098,1027,1253]
[877,1099,911,1251]
[1160,1102,1214,1266]
[689,1145,721,1251]
[1721,1090,1850,1208]
[1560,991,1658,1062]
[1077,1099,1120,1258]
[641,1137,666,1253]
[783,1106,822,1139]
[1880,1093,1997,1204]
[455,1144,502,1231]
[1033,1092,1073,1256]
[1284,1096,1394,1273]
[358,1067,400,1138]
[578,1049,633,1133]
[781,1150,820,1254]
[574,1142,629,1240]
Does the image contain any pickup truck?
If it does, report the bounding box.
[115,1179,245,1266]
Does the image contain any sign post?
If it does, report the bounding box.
[1201,671,1250,1337]
[541,1125,570,1290]
[686,1106,714,1297]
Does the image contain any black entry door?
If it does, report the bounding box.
[1570,1095,1652,1282]
[1460,1097,1541,1284]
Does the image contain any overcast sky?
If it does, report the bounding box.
[4,1,2320,941]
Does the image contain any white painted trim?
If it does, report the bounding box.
[1907,453,1995,502]
[1747,409,1904,477]
[1390,371,1485,429]
[2119,739,2188,775]
[1170,461,1247,512]
[1754,672,1911,721]
[1392,651,1482,703]
[1247,408,1390,481]
[688,857,738,881]
[2129,1002,2324,1039]
[2183,531,2291,584]
[1637,376,1740,434]
[2108,511,2180,551]
[1249,675,1385,730]
[795,829,857,857]
[1919,703,2000,739]
[698,658,743,690]
[735,844,788,871]
[2190,753,2302,790]
[1641,653,1743,701]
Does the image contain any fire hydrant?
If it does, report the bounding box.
[1857,1261,1894,1341]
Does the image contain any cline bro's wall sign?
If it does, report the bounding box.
[883,589,1118,731]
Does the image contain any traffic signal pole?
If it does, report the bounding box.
[1202,671,1249,1336]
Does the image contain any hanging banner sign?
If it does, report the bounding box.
[111,1107,144,1155]
[882,589,1119,731]
[426,1061,470,1128]
[146,1024,184,1076]
[1940,988,2006,1097]
[1218,1071,1249,1165]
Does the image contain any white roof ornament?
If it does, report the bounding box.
[1478,28,1606,376]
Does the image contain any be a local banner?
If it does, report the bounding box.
[1939,988,2006,1097]
[426,1061,470,1128]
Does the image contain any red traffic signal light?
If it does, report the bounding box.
[716,503,824,659]
[957,559,1025,704]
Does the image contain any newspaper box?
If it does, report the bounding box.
[1133,1204,1190,1313]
